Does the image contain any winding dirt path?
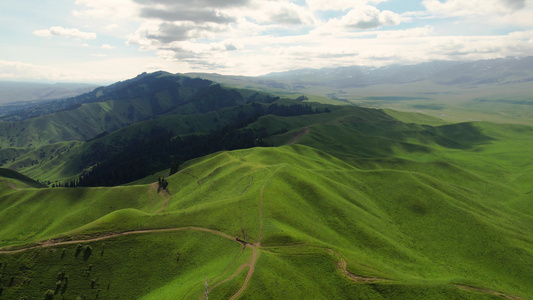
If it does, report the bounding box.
[328,249,384,283]
[221,168,278,299]
[229,244,258,300]
[338,257,384,283]
[0,227,236,254]
[454,284,524,300]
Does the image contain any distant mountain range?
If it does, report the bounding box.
[187,56,533,91]
[263,56,533,87]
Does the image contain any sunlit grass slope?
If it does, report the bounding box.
[0,231,249,300]
[1,107,532,299]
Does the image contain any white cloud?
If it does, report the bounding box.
[339,6,401,29]
[33,26,97,40]
[104,24,119,31]
[377,26,434,39]
[423,0,528,16]
[246,1,317,25]
[313,5,402,34]
[73,0,138,19]
[306,0,386,11]
[101,44,115,49]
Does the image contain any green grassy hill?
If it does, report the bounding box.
[0,168,46,189]
[1,105,532,299]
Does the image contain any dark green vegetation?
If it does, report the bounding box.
[0,71,532,299]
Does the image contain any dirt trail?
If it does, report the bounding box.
[8,182,21,191]
[220,169,277,299]
[454,284,524,300]
[338,257,383,283]
[0,226,261,299]
[328,250,384,283]
[229,244,258,300]
[0,227,236,254]
[328,249,522,299]
[288,126,309,145]
[148,182,170,213]
[211,168,280,299]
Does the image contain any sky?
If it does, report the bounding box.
[1,0,532,84]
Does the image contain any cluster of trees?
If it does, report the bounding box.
[66,102,327,187]
[158,177,169,191]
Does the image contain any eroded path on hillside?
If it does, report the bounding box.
[7,182,21,191]
[219,167,280,299]
[148,182,171,213]
[454,284,524,300]
[288,126,309,145]
[0,227,238,254]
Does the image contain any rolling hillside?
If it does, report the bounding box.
[0,103,532,299]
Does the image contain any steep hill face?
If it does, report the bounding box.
[0,168,46,189]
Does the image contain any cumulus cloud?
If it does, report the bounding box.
[128,20,225,47]
[101,44,115,49]
[73,0,138,19]
[314,5,402,34]
[340,6,401,29]
[306,0,386,11]
[104,24,119,31]
[140,8,235,23]
[249,1,316,25]
[423,0,529,16]
[33,26,97,39]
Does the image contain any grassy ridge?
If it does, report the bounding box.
[1,107,532,298]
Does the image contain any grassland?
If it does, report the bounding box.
[1,103,532,299]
